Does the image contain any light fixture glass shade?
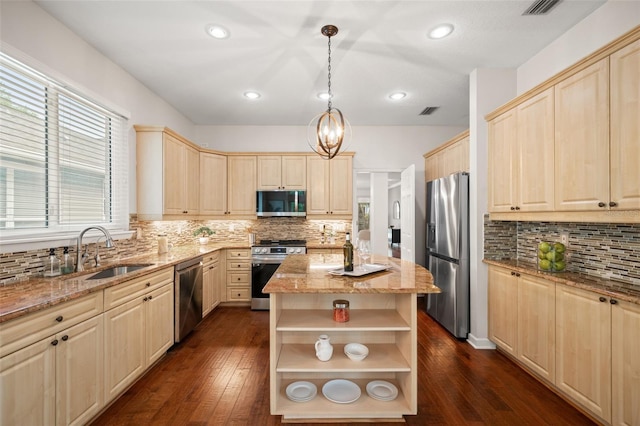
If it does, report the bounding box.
[307,108,351,160]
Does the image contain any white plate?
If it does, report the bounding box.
[328,264,391,276]
[322,379,361,404]
[286,381,317,402]
[366,380,398,401]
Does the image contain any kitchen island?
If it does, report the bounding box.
[263,253,438,423]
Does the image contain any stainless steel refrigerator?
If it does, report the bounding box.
[425,172,470,338]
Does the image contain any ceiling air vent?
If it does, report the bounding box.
[523,0,561,15]
[419,106,439,116]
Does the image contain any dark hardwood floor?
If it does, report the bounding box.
[91,299,596,426]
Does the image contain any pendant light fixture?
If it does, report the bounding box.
[308,25,351,160]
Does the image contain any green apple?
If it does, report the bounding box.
[554,242,566,254]
[538,250,546,260]
[538,242,551,253]
[553,261,566,271]
[539,259,551,270]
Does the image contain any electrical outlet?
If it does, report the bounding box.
[560,232,569,245]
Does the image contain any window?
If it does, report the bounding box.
[0,52,128,238]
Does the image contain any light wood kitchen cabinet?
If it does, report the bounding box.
[135,126,200,220]
[611,298,640,426]
[200,152,228,216]
[224,249,251,303]
[257,155,306,190]
[555,283,611,423]
[0,293,104,426]
[227,155,257,216]
[610,38,640,211]
[203,251,221,316]
[488,89,554,213]
[104,268,174,402]
[487,265,519,357]
[423,130,469,182]
[554,59,610,212]
[306,154,353,217]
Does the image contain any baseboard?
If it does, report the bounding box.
[466,334,496,349]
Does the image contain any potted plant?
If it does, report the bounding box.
[193,226,214,245]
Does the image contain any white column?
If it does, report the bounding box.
[468,68,516,349]
[369,172,388,256]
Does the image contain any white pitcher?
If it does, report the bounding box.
[315,334,333,361]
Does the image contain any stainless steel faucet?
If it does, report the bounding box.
[76,226,115,272]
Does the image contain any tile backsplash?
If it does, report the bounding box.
[0,217,351,284]
[484,214,640,286]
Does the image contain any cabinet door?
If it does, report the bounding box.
[488,266,518,356]
[554,59,610,211]
[328,155,353,215]
[610,39,640,210]
[556,284,611,422]
[56,315,104,426]
[488,109,518,213]
[145,284,174,366]
[517,88,555,212]
[163,134,186,215]
[185,145,200,215]
[257,156,282,190]
[611,299,640,426]
[200,152,227,215]
[227,156,257,215]
[0,338,56,426]
[212,262,221,309]
[306,156,330,215]
[104,297,145,402]
[517,273,555,383]
[203,263,214,316]
[281,156,306,190]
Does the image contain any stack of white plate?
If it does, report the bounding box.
[322,379,361,404]
[286,381,317,402]
[366,380,398,401]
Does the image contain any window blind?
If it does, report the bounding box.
[0,52,128,237]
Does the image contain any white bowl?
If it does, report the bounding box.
[344,343,369,361]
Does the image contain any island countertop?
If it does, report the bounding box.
[262,253,438,294]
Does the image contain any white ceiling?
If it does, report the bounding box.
[34,0,606,127]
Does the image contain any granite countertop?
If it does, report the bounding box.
[0,242,250,323]
[263,253,439,294]
[484,258,640,305]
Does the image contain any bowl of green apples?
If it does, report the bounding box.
[537,241,567,272]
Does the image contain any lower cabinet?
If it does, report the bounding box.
[611,299,640,426]
[488,266,518,356]
[225,249,251,303]
[0,313,104,426]
[203,251,221,316]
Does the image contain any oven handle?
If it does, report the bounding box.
[252,258,285,265]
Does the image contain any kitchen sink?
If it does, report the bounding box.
[86,264,154,280]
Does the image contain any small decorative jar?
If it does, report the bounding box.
[333,299,350,323]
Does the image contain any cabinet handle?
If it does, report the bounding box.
[515,206,521,211]
[61,335,69,341]
[515,273,520,277]
[609,201,618,207]
[598,202,606,208]
[55,316,63,322]
[143,297,148,302]
[599,296,607,302]
[148,295,153,300]
[510,206,516,211]
[146,282,151,287]
[511,271,516,276]
[610,299,618,305]
[51,339,59,346]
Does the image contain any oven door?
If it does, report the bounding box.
[251,260,281,310]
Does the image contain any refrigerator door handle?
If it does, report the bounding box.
[427,223,436,249]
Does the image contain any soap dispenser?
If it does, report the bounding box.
[61,246,75,274]
[43,248,61,277]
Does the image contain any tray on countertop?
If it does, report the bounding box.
[328,264,391,276]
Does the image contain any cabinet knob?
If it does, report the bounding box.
[598,202,606,208]
[610,299,618,305]
[510,206,516,211]
[515,206,521,211]
[51,339,59,346]
[599,296,607,302]
[148,295,153,300]
[55,316,63,322]
[237,277,241,281]
[237,293,241,297]
[143,297,148,302]
[609,201,618,207]
[515,273,520,277]
[511,271,516,276]
[146,282,151,287]
[61,335,69,341]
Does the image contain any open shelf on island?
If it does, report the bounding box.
[276,309,411,331]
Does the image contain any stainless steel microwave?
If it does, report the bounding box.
[256,190,306,217]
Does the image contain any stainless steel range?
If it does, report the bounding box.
[251,239,306,310]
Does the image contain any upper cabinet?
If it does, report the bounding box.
[227,156,257,216]
[306,154,353,217]
[136,126,200,220]
[200,152,227,216]
[423,130,469,182]
[485,27,640,223]
[257,155,306,190]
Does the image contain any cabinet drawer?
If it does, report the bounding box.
[227,249,250,260]
[227,273,249,285]
[104,267,173,310]
[226,287,250,301]
[0,292,103,358]
[203,251,220,265]
[227,261,250,271]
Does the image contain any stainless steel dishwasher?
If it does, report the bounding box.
[174,257,203,343]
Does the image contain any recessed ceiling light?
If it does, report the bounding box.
[428,23,454,39]
[317,92,332,100]
[205,24,229,39]
[389,92,406,100]
[244,91,261,99]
